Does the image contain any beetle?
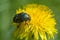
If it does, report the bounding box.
[13,12,31,28]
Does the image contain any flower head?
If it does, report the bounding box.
[14,4,57,40]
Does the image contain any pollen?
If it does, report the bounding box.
[14,4,57,40]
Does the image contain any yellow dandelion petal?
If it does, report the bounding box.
[14,4,57,40]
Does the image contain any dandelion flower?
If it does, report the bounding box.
[13,4,57,40]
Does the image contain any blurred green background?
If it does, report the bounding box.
[0,0,60,40]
